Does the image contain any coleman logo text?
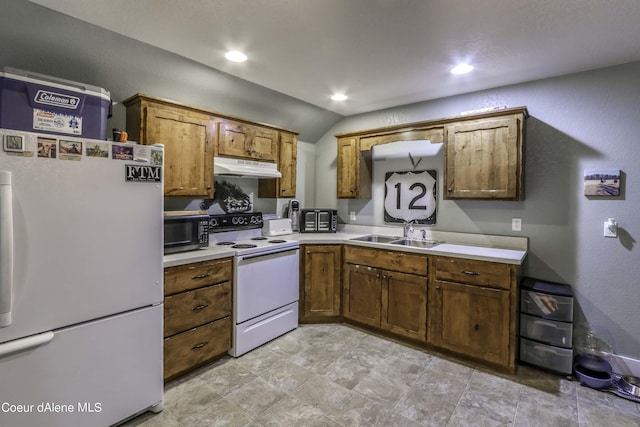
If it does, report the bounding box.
[34,90,80,110]
[125,165,162,182]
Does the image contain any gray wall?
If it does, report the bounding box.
[314,61,640,358]
[0,0,342,142]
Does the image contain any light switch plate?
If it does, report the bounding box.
[512,218,522,231]
[349,211,356,221]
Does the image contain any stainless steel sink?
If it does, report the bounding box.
[389,239,441,248]
[349,235,399,243]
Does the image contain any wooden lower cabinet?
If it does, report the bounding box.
[163,258,233,381]
[343,264,382,327]
[300,245,342,322]
[381,271,427,341]
[429,280,510,366]
[343,246,429,339]
[428,256,519,373]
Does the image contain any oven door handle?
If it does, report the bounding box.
[237,248,299,262]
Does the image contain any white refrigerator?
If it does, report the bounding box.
[0,129,164,427]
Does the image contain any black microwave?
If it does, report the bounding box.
[300,209,338,233]
[163,211,209,254]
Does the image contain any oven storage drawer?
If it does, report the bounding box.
[519,337,573,375]
[164,258,232,295]
[520,313,572,348]
[164,281,231,336]
[520,290,573,321]
[164,316,231,380]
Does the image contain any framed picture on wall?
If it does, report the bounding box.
[584,169,621,196]
[384,170,437,224]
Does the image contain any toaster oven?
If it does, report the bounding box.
[300,209,338,233]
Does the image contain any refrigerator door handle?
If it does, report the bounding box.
[0,171,14,327]
[0,331,54,358]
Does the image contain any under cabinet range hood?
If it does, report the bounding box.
[213,156,282,178]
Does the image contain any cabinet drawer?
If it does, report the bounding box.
[519,337,573,375]
[164,258,232,295]
[164,281,231,337]
[164,317,231,380]
[520,313,572,348]
[344,245,427,276]
[433,257,512,289]
[520,290,573,321]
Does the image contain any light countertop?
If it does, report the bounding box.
[164,226,527,267]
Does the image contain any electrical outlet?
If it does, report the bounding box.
[512,218,522,232]
[349,211,356,221]
[604,218,617,238]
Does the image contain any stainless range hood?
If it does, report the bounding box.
[213,157,282,178]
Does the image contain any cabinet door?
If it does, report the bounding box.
[445,115,522,200]
[218,119,251,158]
[145,106,213,197]
[218,119,278,161]
[343,264,381,327]
[301,245,342,322]
[430,280,510,366]
[381,271,427,341]
[337,137,359,198]
[251,126,278,161]
[259,131,297,198]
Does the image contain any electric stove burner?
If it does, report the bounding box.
[268,239,287,243]
[216,241,236,246]
[232,244,258,249]
[251,237,268,241]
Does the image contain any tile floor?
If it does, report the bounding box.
[122,324,640,427]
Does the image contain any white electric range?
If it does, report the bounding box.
[208,213,299,357]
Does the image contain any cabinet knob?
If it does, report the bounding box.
[367,266,373,271]
[447,188,453,192]
[474,324,480,331]
[306,251,311,254]
[435,286,441,290]
[376,274,380,278]
[382,275,387,279]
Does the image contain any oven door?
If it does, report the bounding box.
[235,248,300,323]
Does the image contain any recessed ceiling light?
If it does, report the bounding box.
[225,51,247,62]
[331,94,348,101]
[450,63,474,75]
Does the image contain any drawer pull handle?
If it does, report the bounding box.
[461,270,480,276]
[191,304,209,312]
[192,273,210,280]
[192,341,209,350]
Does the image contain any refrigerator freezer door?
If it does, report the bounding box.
[0,304,163,427]
[0,129,163,344]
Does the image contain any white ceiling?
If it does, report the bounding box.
[28,0,640,116]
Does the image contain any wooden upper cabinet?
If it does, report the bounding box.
[259,131,297,198]
[337,137,372,199]
[146,106,214,197]
[335,107,526,201]
[124,94,214,198]
[445,111,525,200]
[218,119,277,162]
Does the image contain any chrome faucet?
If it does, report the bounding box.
[403,220,415,238]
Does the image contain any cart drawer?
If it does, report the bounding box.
[520,290,573,321]
[519,337,573,375]
[520,313,572,348]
